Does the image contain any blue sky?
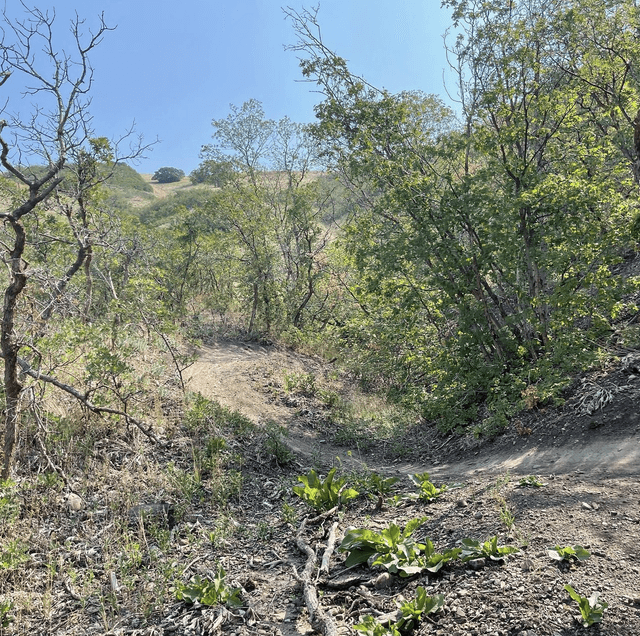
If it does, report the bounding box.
[2,1,455,174]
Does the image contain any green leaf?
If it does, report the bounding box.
[549,545,590,561]
[565,584,608,626]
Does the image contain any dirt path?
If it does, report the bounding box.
[184,340,640,480]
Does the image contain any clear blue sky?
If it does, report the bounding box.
[2,1,455,174]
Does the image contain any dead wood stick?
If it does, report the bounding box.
[320,521,339,574]
[307,505,338,525]
[293,518,339,636]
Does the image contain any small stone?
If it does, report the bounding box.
[373,572,392,589]
[474,511,483,519]
[581,501,592,510]
[66,493,83,511]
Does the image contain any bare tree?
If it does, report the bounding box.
[0,6,151,477]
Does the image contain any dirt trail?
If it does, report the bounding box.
[183,340,640,636]
[184,340,640,479]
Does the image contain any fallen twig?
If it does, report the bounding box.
[293,516,339,636]
[321,521,339,574]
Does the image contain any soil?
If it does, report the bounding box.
[7,338,640,636]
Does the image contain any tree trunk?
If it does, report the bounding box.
[1,219,28,478]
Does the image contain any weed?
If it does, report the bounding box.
[499,502,516,531]
[293,468,359,511]
[167,462,204,502]
[281,502,298,526]
[262,421,295,466]
[147,523,172,552]
[549,545,590,562]
[459,536,519,562]
[354,586,445,635]
[212,469,243,506]
[353,471,400,497]
[317,388,340,407]
[256,521,272,541]
[407,472,447,501]
[184,393,256,437]
[564,584,608,627]
[397,587,445,632]
[0,480,20,525]
[493,472,512,490]
[0,540,29,570]
[283,372,317,396]
[175,566,242,607]
[208,514,237,548]
[0,600,14,628]
[37,471,65,490]
[119,540,144,575]
[517,475,544,488]
[354,614,400,636]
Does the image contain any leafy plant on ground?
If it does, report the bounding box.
[0,540,29,570]
[459,536,519,562]
[564,584,608,627]
[549,545,590,562]
[354,587,445,635]
[517,475,545,488]
[175,567,242,607]
[292,468,358,511]
[339,517,428,567]
[352,470,400,498]
[283,371,317,396]
[397,588,445,632]
[407,473,447,501]
[262,421,295,466]
[354,614,400,636]
[376,537,461,577]
[0,600,14,628]
[339,518,460,577]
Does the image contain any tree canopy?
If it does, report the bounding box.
[152,166,185,183]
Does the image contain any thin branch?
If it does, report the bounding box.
[16,355,159,444]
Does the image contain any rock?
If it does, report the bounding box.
[373,572,392,589]
[66,493,83,511]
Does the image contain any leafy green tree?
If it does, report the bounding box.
[188,100,335,334]
[287,3,640,431]
[189,159,235,187]
[152,166,185,183]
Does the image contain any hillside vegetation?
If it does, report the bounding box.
[0,2,639,634]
